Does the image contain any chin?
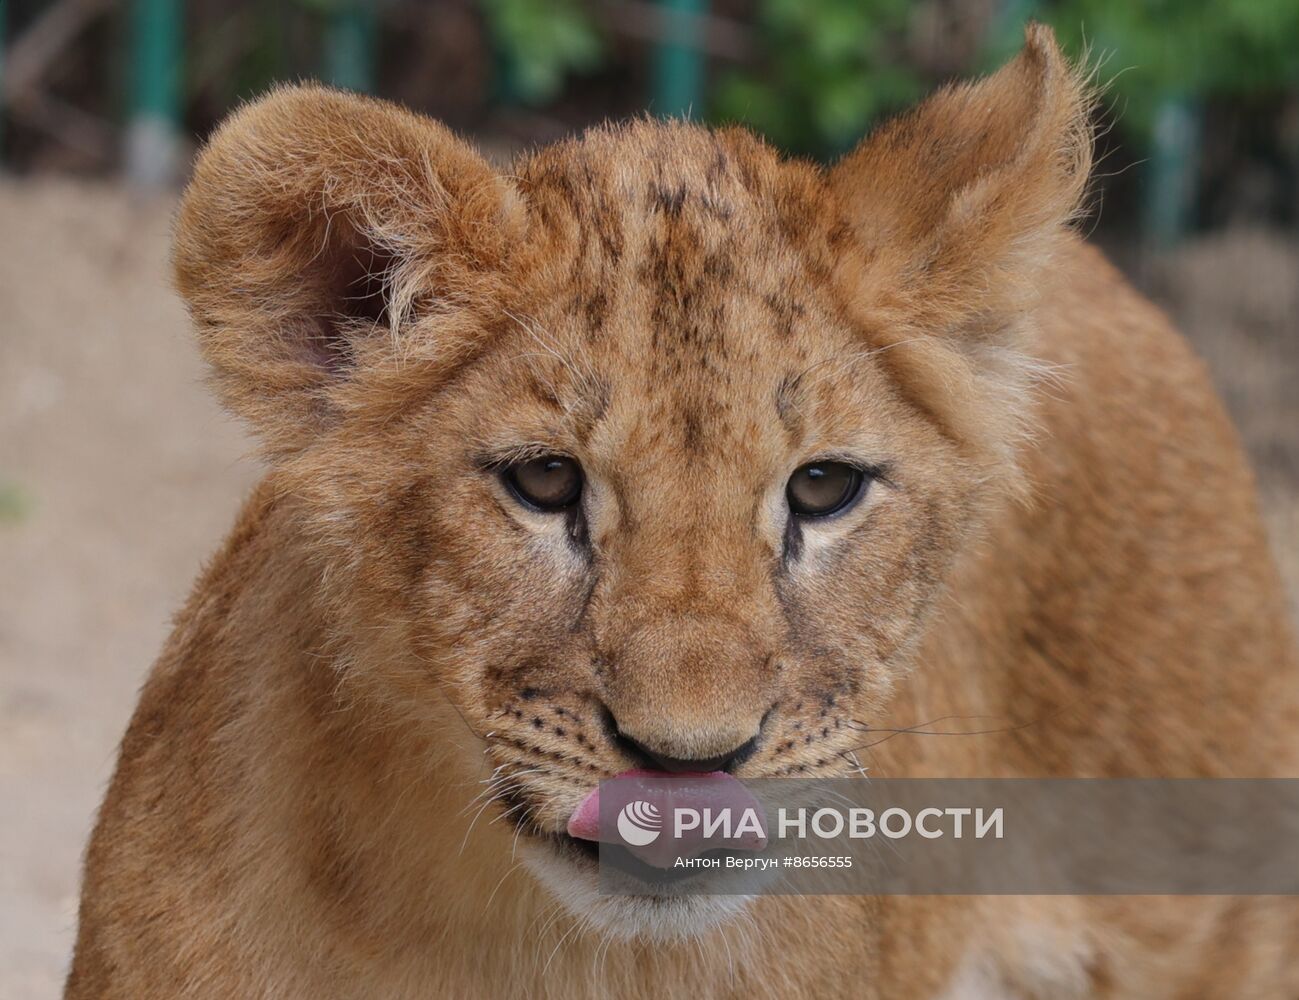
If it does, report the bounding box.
[518,835,756,942]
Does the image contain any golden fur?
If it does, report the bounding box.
[67,25,1299,999]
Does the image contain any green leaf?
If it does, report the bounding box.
[708,0,920,156]
[481,0,603,105]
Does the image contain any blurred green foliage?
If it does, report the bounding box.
[0,481,31,524]
[165,0,1299,158]
[1046,0,1299,133]
[711,0,922,156]
[473,0,1299,160]
[481,0,603,104]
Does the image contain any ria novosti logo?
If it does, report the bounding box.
[616,800,663,846]
[581,773,1008,883]
[606,787,1001,853]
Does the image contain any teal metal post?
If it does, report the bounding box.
[984,0,1036,68]
[653,0,706,119]
[126,0,183,185]
[326,2,378,94]
[1146,94,1203,247]
[0,0,7,163]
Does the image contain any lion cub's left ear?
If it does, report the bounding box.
[174,86,526,457]
[829,23,1093,340]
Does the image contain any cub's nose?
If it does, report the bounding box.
[596,614,778,773]
[609,720,763,775]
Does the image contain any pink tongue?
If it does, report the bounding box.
[567,768,767,869]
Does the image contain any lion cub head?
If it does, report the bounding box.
[175,25,1089,934]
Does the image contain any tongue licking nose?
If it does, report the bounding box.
[566,768,767,869]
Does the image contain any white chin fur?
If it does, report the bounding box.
[520,840,754,942]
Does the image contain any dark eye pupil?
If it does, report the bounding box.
[787,462,864,517]
[507,456,583,511]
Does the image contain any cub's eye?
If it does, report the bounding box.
[505,456,583,511]
[786,461,865,518]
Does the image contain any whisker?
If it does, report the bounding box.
[845,713,1004,733]
[484,860,525,912]
[542,916,583,977]
[839,714,1043,753]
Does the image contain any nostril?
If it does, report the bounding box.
[597,701,774,774]
[611,729,761,775]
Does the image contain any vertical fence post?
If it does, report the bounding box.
[653,0,705,119]
[325,1,377,94]
[0,0,7,164]
[1145,94,1202,247]
[984,0,1036,67]
[125,0,182,186]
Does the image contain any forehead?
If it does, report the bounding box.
[468,122,892,467]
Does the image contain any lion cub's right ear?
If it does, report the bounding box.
[173,86,526,457]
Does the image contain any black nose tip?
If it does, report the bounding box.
[613,730,761,775]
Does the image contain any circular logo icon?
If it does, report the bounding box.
[616,800,662,846]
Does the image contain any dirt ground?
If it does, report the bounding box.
[1,178,1296,998]
[0,179,259,998]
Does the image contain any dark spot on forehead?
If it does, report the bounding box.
[568,375,613,446]
[649,181,688,217]
[681,410,705,455]
[702,250,735,283]
[583,289,609,335]
[763,292,806,339]
[707,148,729,183]
[775,373,805,437]
[699,193,733,221]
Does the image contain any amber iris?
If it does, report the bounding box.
[786,461,865,517]
[506,456,584,511]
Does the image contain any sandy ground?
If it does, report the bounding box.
[0,179,259,998]
[0,178,1295,998]
[1152,230,1299,613]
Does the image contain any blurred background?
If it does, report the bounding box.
[1,1,1297,996]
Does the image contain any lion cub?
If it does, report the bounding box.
[68,25,1298,1000]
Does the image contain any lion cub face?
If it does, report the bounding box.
[413,126,968,802]
[175,25,1088,933]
